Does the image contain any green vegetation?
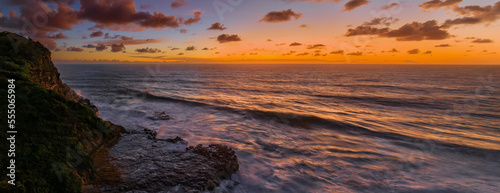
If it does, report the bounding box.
[0,32,118,192]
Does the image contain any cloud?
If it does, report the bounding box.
[91,38,167,45]
[362,17,399,26]
[180,29,187,34]
[259,9,302,23]
[67,47,84,52]
[421,1,500,29]
[423,51,432,54]
[299,24,309,28]
[307,44,326,49]
[96,44,107,51]
[344,0,370,12]
[111,43,125,52]
[283,51,297,56]
[171,47,180,50]
[171,0,188,9]
[330,50,344,54]
[387,48,399,52]
[48,32,69,39]
[347,51,362,56]
[78,0,183,29]
[82,44,96,48]
[202,47,209,50]
[186,46,196,51]
[346,20,451,41]
[217,34,242,43]
[183,12,201,26]
[435,44,451,47]
[472,38,493,43]
[419,0,462,10]
[296,52,309,56]
[289,42,303,46]
[207,22,227,30]
[407,49,420,54]
[380,3,400,10]
[135,47,161,53]
[90,31,104,37]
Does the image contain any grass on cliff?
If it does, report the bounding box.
[0,32,116,193]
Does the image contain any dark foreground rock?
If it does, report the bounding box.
[87,130,239,193]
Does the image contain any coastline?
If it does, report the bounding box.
[0,32,239,193]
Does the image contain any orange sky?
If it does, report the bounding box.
[1,0,499,64]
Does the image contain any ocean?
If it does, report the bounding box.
[57,64,500,193]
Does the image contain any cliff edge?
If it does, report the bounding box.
[0,32,123,192]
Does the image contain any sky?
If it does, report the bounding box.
[0,0,499,64]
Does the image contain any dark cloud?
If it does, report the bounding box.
[283,51,297,56]
[363,17,399,26]
[472,38,493,43]
[289,42,303,46]
[82,44,96,48]
[186,46,196,51]
[171,47,180,50]
[202,47,209,50]
[180,29,188,34]
[48,32,69,39]
[387,48,399,52]
[67,47,84,52]
[344,0,370,12]
[423,51,432,54]
[78,0,184,29]
[96,44,107,51]
[299,24,309,28]
[259,9,302,23]
[307,44,326,49]
[407,49,420,54]
[135,47,161,53]
[111,43,125,52]
[91,38,166,45]
[419,0,462,10]
[207,22,227,30]
[435,44,451,47]
[217,34,242,43]
[296,52,309,56]
[347,51,362,56]
[346,20,451,41]
[330,50,344,54]
[183,12,201,26]
[171,0,188,9]
[90,31,104,37]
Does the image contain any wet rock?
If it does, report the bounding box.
[97,129,239,193]
[147,111,170,120]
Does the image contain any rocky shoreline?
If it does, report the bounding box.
[86,127,239,193]
[0,32,239,193]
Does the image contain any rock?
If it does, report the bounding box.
[97,131,239,192]
[147,111,170,120]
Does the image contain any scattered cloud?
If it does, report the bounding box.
[82,44,96,48]
[48,32,69,39]
[307,44,326,49]
[259,9,302,23]
[207,22,227,30]
[186,46,196,51]
[171,0,188,9]
[289,42,303,46]
[380,3,400,10]
[217,34,242,43]
[344,0,370,12]
[67,47,84,52]
[296,52,309,56]
[135,47,161,53]
[346,20,451,41]
[90,31,104,37]
[183,12,202,26]
[299,24,309,28]
[387,48,399,52]
[435,44,451,47]
[423,51,432,54]
[363,17,399,26]
[180,29,188,34]
[407,49,420,54]
[347,51,362,56]
[96,44,107,51]
[111,43,125,52]
[330,50,344,54]
[472,38,493,43]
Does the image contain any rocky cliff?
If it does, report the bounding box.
[0,32,239,193]
[0,32,123,192]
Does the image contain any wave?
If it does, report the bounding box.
[311,94,451,110]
